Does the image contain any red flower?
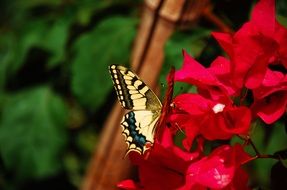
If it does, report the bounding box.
[118,129,200,190]
[175,51,236,100]
[211,0,281,89]
[180,144,251,190]
[118,129,251,190]
[251,69,287,124]
[212,0,287,123]
[171,93,251,149]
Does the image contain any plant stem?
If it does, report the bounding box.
[238,135,280,162]
[248,137,260,156]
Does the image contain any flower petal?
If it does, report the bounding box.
[117,180,141,190]
[251,0,275,36]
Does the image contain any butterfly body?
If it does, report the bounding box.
[109,64,174,155]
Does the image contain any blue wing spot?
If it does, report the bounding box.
[127,112,136,123]
[138,136,146,146]
[130,130,137,137]
[125,112,147,148]
[129,112,135,116]
[129,124,136,131]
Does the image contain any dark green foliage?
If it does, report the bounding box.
[0,87,68,180]
[71,17,137,110]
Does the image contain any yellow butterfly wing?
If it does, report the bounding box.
[109,65,162,111]
[109,64,162,154]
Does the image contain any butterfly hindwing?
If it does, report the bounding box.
[109,65,162,111]
[121,110,160,154]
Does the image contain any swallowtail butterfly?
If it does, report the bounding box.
[109,64,174,155]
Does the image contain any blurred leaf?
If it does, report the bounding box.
[164,28,211,67]
[76,128,98,154]
[0,20,47,76]
[15,0,62,10]
[71,16,137,110]
[252,159,276,189]
[265,122,287,155]
[75,0,142,25]
[43,17,72,67]
[277,0,287,17]
[1,0,62,28]
[0,33,15,91]
[0,14,72,77]
[0,87,68,180]
[63,153,82,187]
[277,0,287,27]
[271,161,287,189]
[76,1,111,25]
[277,15,287,27]
[160,28,211,98]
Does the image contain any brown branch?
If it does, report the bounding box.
[248,137,261,156]
[237,135,280,164]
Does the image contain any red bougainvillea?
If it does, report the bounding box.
[118,0,287,189]
[118,130,251,190]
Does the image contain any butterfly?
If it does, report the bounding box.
[109,64,174,155]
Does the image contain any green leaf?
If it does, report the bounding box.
[63,153,82,187]
[76,128,98,154]
[160,29,211,98]
[2,16,71,76]
[0,33,15,91]
[277,15,287,28]
[277,0,287,17]
[15,0,62,9]
[3,20,48,74]
[75,1,111,25]
[0,87,68,180]
[42,17,72,67]
[277,0,287,27]
[265,122,287,155]
[252,159,276,189]
[71,16,137,110]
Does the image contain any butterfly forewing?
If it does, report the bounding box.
[109,65,162,111]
